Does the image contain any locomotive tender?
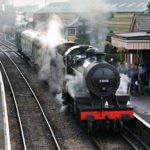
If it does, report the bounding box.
[16,30,134,132]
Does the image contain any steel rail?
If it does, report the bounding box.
[0,50,17,53]
[91,137,103,150]
[0,48,61,150]
[0,38,16,47]
[124,126,150,150]
[0,40,21,58]
[121,134,138,150]
[0,41,16,51]
[0,61,27,150]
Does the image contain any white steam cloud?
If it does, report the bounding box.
[65,72,89,98]
[70,0,115,51]
[116,74,131,95]
[36,0,117,108]
[116,63,131,95]
[37,15,65,104]
[16,14,26,26]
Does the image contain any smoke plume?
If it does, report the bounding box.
[37,0,116,106]
[70,0,114,51]
[116,74,130,95]
[37,15,65,104]
[116,63,131,95]
[65,72,89,98]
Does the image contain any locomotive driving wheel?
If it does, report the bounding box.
[119,120,124,131]
[87,114,95,134]
[113,119,124,132]
[87,121,93,134]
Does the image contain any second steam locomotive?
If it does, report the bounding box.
[16,30,134,133]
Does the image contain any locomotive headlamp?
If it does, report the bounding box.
[102,87,106,91]
[127,101,131,107]
[105,101,109,108]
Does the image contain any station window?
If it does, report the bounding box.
[64,29,68,35]
[68,28,76,36]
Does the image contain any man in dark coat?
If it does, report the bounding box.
[109,58,115,66]
[138,64,146,95]
[127,64,138,94]
[141,61,149,86]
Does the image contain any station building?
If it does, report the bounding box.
[109,0,150,34]
[111,3,150,67]
[33,0,150,41]
[112,32,150,65]
[33,0,150,67]
[33,2,78,41]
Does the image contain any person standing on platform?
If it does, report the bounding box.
[138,64,146,95]
[127,64,138,94]
[109,58,115,66]
[141,60,149,86]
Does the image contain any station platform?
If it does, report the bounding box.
[0,71,11,150]
[131,93,150,128]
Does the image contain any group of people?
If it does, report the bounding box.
[127,63,148,95]
[109,58,149,95]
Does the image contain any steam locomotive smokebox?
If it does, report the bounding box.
[116,95,130,108]
[84,62,120,97]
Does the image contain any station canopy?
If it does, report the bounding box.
[111,32,150,50]
[109,0,149,12]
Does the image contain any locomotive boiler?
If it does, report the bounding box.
[62,45,133,133]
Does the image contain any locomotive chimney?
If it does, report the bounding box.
[86,48,104,62]
[94,50,105,62]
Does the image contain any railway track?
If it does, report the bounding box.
[0,48,61,150]
[0,33,15,44]
[0,37,16,50]
[91,127,149,150]
[0,37,150,150]
[0,39,99,150]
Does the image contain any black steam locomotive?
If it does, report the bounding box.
[16,30,133,133]
[61,45,133,133]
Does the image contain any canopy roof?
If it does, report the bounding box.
[109,0,149,12]
[113,32,150,40]
[37,0,149,13]
[112,32,150,50]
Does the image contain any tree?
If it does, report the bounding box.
[75,18,90,45]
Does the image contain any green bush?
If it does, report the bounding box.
[75,38,90,45]
[105,53,123,62]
